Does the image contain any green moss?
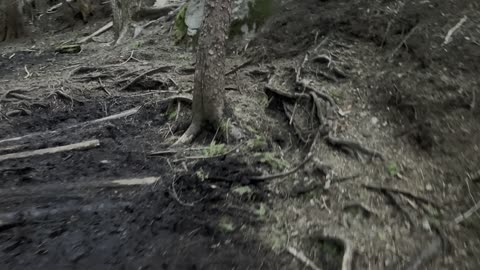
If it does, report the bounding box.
[229,0,274,37]
[174,4,188,43]
[254,152,288,170]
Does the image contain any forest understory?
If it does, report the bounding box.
[0,0,479,269]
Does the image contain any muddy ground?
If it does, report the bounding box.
[1,0,480,269]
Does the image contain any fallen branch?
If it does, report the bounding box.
[454,200,480,224]
[78,21,113,44]
[0,176,159,199]
[172,142,245,163]
[286,246,322,270]
[0,201,132,232]
[0,107,140,144]
[120,65,174,91]
[389,25,419,59]
[250,153,313,182]
[326,135,385,160]
[225,59,253,76]
[363,184,441,209]
[443,16,468,45]
[0,139,100,162]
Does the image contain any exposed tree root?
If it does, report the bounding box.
[326,134,385,161]
[120,65,174,91]
[172,121,202,146]
[363,184,441,209]
[250,153,313,182]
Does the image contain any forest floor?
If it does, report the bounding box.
[0,0,479,269]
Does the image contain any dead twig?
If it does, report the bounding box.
[286,246,322,270]
[78,21,113,44]
[0,107,139,144]
[120,65,174,91]
[0,139,100,162]
[24,65,32,79]
[443,16,468,45]
[250,153,313,182]
[389,25,419,59]
[172,142,245,163]
[170,177,203,207]
[225,59,253,76]
[0,176,159,199]
[454,200,480,224]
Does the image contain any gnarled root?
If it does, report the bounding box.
[172,121,202,146]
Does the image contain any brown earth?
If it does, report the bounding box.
[0,0,479,269]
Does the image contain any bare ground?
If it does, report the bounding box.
[0,0,479,269]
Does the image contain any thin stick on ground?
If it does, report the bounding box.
[0,107,140,144]
[389,25,419,59]
[225,59,253,76]
[78,21,113,44]
[0,176,160,199]
[443,16,468,45]
[286,246,322,270]
[120,65,174,91]
[0,139,100,162]
[250,153,313,182]
[454,200,480,224]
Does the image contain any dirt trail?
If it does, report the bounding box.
[1,0,480,269]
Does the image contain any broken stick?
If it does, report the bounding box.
[78,21,113,44]
[0,139,100,162]
[0,107,140,145]
[0,176,160,199]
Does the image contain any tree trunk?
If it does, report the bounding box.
[110,0,142,44]
[174,0,233,145]
[0,0,25,42]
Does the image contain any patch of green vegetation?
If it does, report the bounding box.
[253,203,267,217]
[195,168,208,181]
[254,152,288,170]
[247,135,268,151]
[203,142,226,157]
[232,186,253,196]
[218,217,235,232]
[167,109,177,121]
[230,0,274,37]
[386,162,398,176]
[174,4,188,43]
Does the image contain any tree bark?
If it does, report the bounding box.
[110,0,142,44]
[174,0,233,145]
[0,0,25,41]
